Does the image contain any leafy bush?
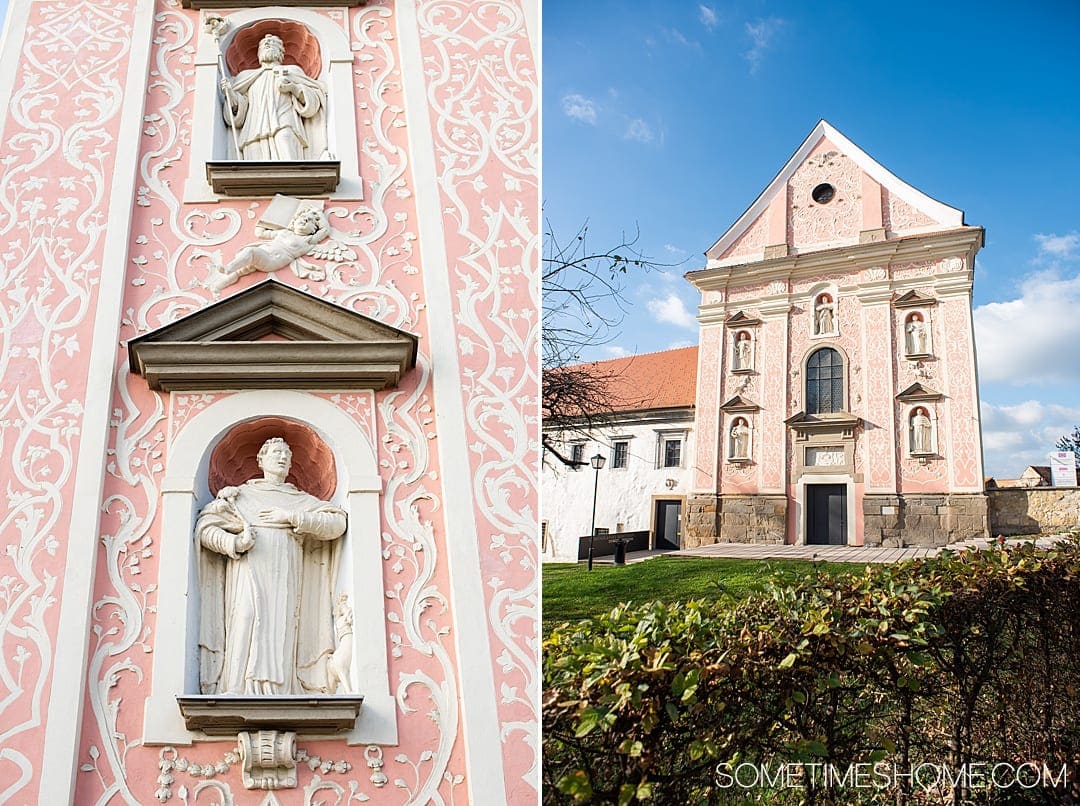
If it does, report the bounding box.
[543,539,1080,804]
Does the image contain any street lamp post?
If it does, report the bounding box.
[587,452,606,571]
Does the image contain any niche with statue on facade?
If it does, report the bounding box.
[198,14,353,197]
[129,285,418,790]
[176,422,365,790]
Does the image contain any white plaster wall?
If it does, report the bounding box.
[541,417,695,562]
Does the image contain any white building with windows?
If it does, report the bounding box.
[541,347,698,562]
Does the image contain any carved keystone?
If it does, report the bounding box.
[238,730,297,790]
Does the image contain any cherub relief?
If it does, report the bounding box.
[208,205,356,291]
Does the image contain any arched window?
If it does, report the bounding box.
[806,347,844,414]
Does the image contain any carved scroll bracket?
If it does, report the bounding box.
[238,730,297,790]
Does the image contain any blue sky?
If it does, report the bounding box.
[544,0,1080,479]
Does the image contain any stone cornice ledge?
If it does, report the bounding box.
[182,0,362,7]
[131,341,414,391]
[687,227,984,292]
[177,695,363,736]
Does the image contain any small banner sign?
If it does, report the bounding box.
[1048,451,1076,487]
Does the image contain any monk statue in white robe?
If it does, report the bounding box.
[196,437,347,695]
[220,34,328,161]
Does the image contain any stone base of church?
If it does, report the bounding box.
[686,492,988,547]
[684,493,787,547]
[863,493,988,547]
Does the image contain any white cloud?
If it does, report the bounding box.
[668,339,694,350]
[974,272,1080,384]
[744,17,785,74]
[662,27,697,48]
[561,93,597,125]
[604,345,630,358]
[980,399,1080,478]
[664,244,687,255]
[1035,232,1079,259]
[699,5,720,30]
[625,118,654,144]
[647,292,697,329]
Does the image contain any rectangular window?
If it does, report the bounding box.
[612,441,629,469]
[663,438,682,468]
[570,442,584,469]
[594,527,610,536]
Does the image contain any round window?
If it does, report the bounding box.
[811,183,836,204]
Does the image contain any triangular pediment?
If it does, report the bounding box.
[706,120,966,262]
[724,311,762,328]
[720,395,760,413]
[784,410,861,436]
[892,290,938,309]
[129,280,418,391]
[896,382,943,402]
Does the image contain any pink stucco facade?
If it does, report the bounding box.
[686,124,986,549]
[0,2,537,803]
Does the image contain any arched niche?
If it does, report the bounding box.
[903,310,932,357]
[143,390,396,747]
[727,415,752,462]
[186,9,363,201]
[907,404,937,457]
[225,19,323,77]
[731,329,755,373]
[208,416,337,499]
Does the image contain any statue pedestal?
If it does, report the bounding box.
[205,160,341,196]
[176,694,363,736]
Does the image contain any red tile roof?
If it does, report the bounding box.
[561,346,699,413]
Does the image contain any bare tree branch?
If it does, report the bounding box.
[542,220,679,466]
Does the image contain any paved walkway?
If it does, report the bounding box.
[591,534,1071,566]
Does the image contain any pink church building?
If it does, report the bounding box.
[0,2,537,804]
[685,121,987,548]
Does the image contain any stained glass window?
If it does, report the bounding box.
[806,348,844,414]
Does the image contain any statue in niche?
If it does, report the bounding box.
[221,34,329,161]
[906,315,929,355]
[734,333,752,370]
[730,419,750,459]
[911,409,933,455]
[196,437,347,695]
[208,201,357,291]
[814,295,835,335]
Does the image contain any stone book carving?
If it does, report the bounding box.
[196,437,347,695]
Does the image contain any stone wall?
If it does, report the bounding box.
[684,493,786,546]
[685,493,719,547]
[863,493,988,547]
[987,488,1080,536]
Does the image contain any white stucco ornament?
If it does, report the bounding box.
[221,34,328,162]
[208,199,357,291]
[196,437,348,695]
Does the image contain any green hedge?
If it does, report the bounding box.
[543,539,1080,804]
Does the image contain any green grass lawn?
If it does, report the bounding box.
[542,557,865,635]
